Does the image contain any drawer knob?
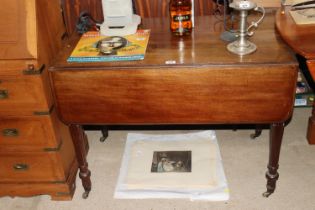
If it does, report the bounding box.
[2,128,19,137]
[0,89,8,99]
[13,163,29,171]
[23,64,45,75]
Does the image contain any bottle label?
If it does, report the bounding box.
[173,14,191,22]
[169,6,192,35]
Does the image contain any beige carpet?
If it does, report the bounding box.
[1,108,315,210]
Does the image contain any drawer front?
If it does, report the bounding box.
[0,152,65,182]
[0,108,62,152]
[0,66,53,117]
[0,0,37,59]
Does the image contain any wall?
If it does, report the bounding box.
[256,0,281,7]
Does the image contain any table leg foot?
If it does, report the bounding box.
[250,125,262,139]
[263,167,279,197]
[262,191,272,198]
[250,129,262,139]
[263,122,284,197]
[70,124,92,198]
[79,165,91,199]
[82,191,90,199]
[100,126,109,142]
[100,126,108,142]
[307,104,315,144]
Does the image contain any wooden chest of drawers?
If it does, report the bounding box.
[0,0,78,200]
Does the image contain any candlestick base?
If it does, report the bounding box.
[227,40,257,55]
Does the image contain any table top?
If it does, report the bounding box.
[51,10,297,71]
[275,7,315,60]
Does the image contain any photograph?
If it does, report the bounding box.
[151,151,191,173]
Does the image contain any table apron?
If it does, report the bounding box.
[50,66,297,125]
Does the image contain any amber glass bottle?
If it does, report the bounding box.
[169,0,192,36]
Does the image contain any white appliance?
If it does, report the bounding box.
[100,0,141,36]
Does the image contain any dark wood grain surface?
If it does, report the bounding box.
[0,0,77,200]
[50,12,298,125]
[275,8,315,144]
[49,12,299,198]
[275,8,315,60]
[52,13,296,69]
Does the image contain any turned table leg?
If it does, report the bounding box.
[69,124,92,199]
[250,125,263,139]
[306,61,315,144]
[307,101,315,144]
[100,126,109,142]
[263,122,284,197]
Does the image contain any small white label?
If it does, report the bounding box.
[239,1,251,9]
[165,60,176,64]
[295,98,307,106]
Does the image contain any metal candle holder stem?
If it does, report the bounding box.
[227,0,265,55]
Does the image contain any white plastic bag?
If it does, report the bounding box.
[114,130,229,201]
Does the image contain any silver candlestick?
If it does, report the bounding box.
[227,0,265,55]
